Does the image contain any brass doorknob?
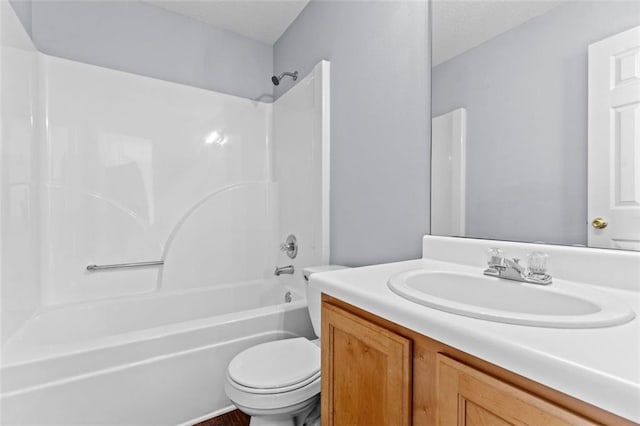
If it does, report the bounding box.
[592,217,608,229]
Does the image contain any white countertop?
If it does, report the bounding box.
[311,257,640,422]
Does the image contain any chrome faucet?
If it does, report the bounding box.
[274,265,295,276]
[483,248,552,285]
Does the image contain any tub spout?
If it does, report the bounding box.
[274,265,295,276]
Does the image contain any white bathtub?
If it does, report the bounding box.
[0,279,315,425]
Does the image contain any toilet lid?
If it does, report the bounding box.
[228,337,320,390]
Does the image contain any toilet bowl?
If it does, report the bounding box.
[224,337,321,426]
[224,265,347,426]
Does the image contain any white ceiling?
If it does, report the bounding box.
[143,0,310,45]
[432,0,564,66]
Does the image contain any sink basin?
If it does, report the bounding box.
[387,270,635,328]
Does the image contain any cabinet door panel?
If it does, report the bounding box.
[322,303,412,426]
[436,354,597,426]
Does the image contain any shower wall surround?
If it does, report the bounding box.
[273,63,331,275]
[0,0,41,342]
[42,55,273,304]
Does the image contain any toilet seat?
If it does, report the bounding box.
[227,370,320,394]
[227,337,320,392]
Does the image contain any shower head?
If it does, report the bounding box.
[271,71,298,86]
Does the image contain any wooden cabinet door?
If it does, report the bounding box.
[322,302,412,426]
[436,354,598,426]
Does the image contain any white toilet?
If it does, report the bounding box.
[224,265,347,426]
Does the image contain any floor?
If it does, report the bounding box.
[194,409,250,426]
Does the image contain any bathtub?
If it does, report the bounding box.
[0,279,315,425]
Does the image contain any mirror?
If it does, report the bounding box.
[430,1,640,250]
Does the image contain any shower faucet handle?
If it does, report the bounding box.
[280,235,298,259]
[280,242,294,251]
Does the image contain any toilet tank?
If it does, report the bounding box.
[303,265,349,339]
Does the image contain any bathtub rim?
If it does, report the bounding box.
[1,281,306,368]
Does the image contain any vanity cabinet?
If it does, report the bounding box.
[321,295,636,426]
[321,303,412,426]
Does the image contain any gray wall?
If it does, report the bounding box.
[274,0,431,266]
[432,1,640,246]
[10,0,273,100]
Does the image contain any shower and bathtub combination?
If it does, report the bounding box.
[0,3,331,424]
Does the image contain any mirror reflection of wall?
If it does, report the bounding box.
[431,1,640,250]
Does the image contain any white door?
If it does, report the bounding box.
[588,26,640,250]
[431,108,466,237]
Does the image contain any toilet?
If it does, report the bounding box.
[224,265,347,426]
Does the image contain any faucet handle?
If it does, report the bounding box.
[487,248,504,268]
[527,251,549,276]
